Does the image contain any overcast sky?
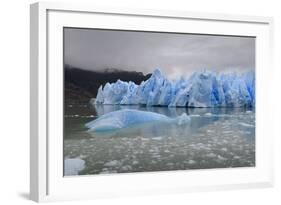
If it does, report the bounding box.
[64,28,255,79]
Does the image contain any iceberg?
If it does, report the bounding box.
[85,109,190,132]
[94,69,255,107]
[64,158,85,176]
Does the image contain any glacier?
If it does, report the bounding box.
[95,69,255,107]
[85,109,190,132]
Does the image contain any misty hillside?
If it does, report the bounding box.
[64,65,152,104]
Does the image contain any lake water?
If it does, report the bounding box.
[64,103,255,176]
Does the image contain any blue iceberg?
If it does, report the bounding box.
[95,69,255,107]
[85,109,190,132]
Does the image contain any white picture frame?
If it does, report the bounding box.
[30,2,274,202]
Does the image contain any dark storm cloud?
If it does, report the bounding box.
[64,28,255,79]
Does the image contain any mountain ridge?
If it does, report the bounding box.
[64,65,152,104]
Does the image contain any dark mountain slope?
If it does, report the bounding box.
[64,65,151,104]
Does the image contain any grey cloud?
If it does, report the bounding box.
[64,28,255,79]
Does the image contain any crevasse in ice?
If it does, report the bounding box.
[95,69,255,107]
[85,109,190,132]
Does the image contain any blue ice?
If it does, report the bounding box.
[95,69,255,107]
[85,109,190,132]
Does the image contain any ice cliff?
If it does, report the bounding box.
[94,69,255,107]
[85,109,190,132]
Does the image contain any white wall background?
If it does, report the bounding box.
[0,0,280,204]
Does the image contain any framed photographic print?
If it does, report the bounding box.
[30,2,274,202]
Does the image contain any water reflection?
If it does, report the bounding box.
[93,103,254,117]
[64,103,255,176]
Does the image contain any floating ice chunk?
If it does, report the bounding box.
[190,114,200,117]
[188,159,196,165]
[85,109,190,132]
[132,160,139,165]
[152,137,163,141]
[104,160,122,167]
[176,113,190,125]
[221,148,228,152]
[222,130,232,134]
[100,170,117,174]
[238,122,254,127]
[217,155,227,161]
[120,165,132,171]
[166,162,174,166]
[206,153,216,158]
[64,158,85,176]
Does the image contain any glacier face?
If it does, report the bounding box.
[85,109,190,132]
[95,69,255,107]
